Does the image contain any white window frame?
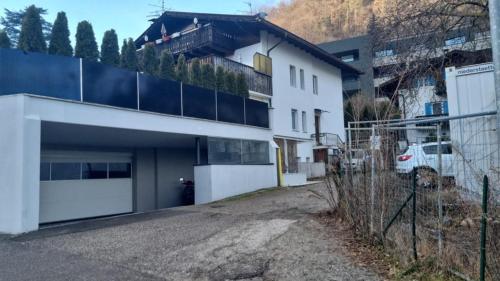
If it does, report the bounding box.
[291,109,298,131]
[312,75,318,95]
[299,69,305,90]
[290,65,297,87]
[301,111,307,132]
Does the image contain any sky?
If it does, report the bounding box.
[0,0,279,46]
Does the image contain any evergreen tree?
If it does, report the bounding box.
[48,12,72,56]
[120,38,138,71]
[0,30,11,48]
[236,72,249,97]
[100,29,120,66]
[141,44,158,76]
[0,6,52,46]
[224,71,237,94]
[201,64,215,90]
[175,54,189,83]
[215,66,225,91]
[158,49,175,80]
[17,5,47,52]
[74,20,99,61]
[190,58,202,86]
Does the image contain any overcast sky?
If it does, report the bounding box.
[1,0,279,46]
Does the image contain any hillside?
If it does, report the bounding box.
[262,0,389,44]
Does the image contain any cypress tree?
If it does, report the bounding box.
[201,64,215,90]
[215,66,225,91]
[224,71,237,94]
[175,54,189,83]
[190,58,202,86]
[141,44,158,76]
[48,12,72,56]
[17,5,46,52]
[236,72,249,97]
[100,29,120,66]
[74,20,99,61]
[119,38,138,71]
[158,49,175,80]
[120,39,128,67]
[0,30,11,48]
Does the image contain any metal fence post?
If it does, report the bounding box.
[412,169,418,261]
[347,123,353,187]
[480,175,489,281]
[436,123,443,257]
[370,125,376,234]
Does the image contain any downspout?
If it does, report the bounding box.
[267,35,285,56]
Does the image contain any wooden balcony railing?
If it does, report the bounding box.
[199,55,273,96]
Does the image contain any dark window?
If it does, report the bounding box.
[109,163,132,178]
[51,163,81,181]
[300,69,305,90]
[40,163,50,181]
[423,144,452,155]
[242,140,269,164]
[208,137,242,164]
[290,65,297,87]
[82,163,108,179]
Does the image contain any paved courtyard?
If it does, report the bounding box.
[0,184,381,281]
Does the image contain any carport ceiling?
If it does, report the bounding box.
[41,121,199,148]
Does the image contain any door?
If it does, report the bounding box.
[39,151,133,224]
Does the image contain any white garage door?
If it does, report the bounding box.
[39,151,133,224]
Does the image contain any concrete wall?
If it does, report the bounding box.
[0,95,41,234]
[194,164,277,204]
[135,149,157,211]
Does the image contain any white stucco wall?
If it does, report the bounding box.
[0,95,41,234]
[194,164,277,204]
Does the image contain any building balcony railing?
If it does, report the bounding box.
[155,25,237,57]
[199,55,273,96]
[0,48,270,129]
[310,133,344,147]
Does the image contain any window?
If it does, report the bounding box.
[40,163,50,181]
[51,163,81,181]
[300,69,305,90]
[445,36,466,47]
[302,111,307,132]
[109,163,132,178]
[375,49,394,58]
[289,65,297,87]
[312,75,318,95]
[423,144,452,155]
[82,163,108,179]
[253,53,272,76]
[242,140,270,164]
[341,54,355,62]
[291,109,298,130]
[208,137,242,164]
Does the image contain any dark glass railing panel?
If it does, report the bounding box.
[139,74,181,116]
[245,99,269,128]
[217,92,244,124]
[182,84,216,120]
[0,48,80,101]
[82,60,137,109]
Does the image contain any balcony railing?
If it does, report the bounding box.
[0,48,270,128]
[310,133,344,147]
[198,55,273,96]
[156,25,237,57]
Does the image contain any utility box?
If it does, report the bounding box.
[446,63,497,196]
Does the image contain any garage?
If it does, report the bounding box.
[39,151,133,224]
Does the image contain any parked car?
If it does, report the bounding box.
[343,149,369,172]
[396,142,454,187]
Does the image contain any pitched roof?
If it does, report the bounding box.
[136,11,362,75]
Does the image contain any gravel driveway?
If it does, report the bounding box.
[0,184,381,281]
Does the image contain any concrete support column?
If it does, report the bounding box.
[0,96,41,234]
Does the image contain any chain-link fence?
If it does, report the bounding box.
[342,112,499,281]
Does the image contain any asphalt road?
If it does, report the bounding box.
[0,184,381,281]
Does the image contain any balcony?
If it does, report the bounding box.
[0,48,270,129]
[310,133,344,147]
[156,25,237,57]
[199,55,273,96]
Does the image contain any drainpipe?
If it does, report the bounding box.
[266,35,285,56]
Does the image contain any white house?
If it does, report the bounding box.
[0,12,358,234]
